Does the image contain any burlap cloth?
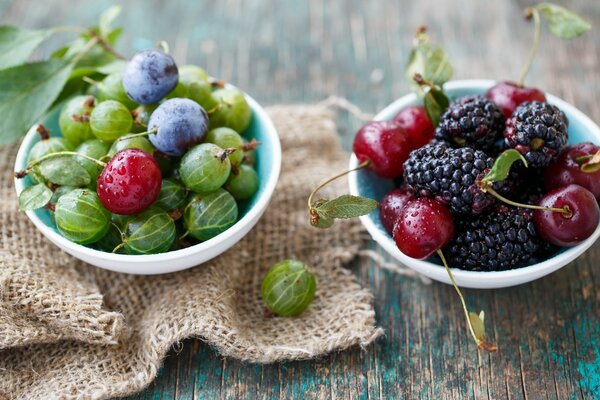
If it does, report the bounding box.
[0,105,383,400]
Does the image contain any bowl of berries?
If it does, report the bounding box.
[14,48,281,275]
[348,78,600,289]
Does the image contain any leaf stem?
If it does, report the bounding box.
[518,7,541,86]
[114,128,158,143]
[480,183,573,218]
[15,151,106,178]
[52,26,127,61]
[307,160,370,211]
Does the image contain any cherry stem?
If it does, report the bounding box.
[15,151,106,178]
[480,183,573,218]
[115,129,158,142]
[307,160,370,211]
[518,7,541,87]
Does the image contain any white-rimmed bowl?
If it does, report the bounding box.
[14,90,281,275]
[348,79,600,289]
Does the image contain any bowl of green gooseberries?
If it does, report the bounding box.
[14,64,281,275]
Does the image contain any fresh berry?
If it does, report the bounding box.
[392,105,435,149]
[148,98,209,156]
[504,101,569,167]
[393,198,454,259]
[89,100,133,142]
[224,164,259,200]
[403,142,505,215]
[544,142,600,200]
[58,95,95,147]
[445,205,541,271]
[379,187,414,234]
[97,149,162,215]
[54,189,111,244]
[123,48,179,104]
[435,95,504,152]
[533,184,599,247]
[96,72,138,110]
[209,88,252,133]
[179,143,231,194]
[485,81,546,118]
[353,121,411,178]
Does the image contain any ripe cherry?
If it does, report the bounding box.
[379,187,414,235]
[392,105,435,149]
[393,198,454,259]
[97,148,162,215]
[533,184,599,247]
[352,121,411,178]
[485,81,546,118]
[545,143,600,200]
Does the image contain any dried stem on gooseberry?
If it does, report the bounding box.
[36,125,50,140]
[242,139,261,151]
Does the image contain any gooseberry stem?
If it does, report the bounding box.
[518,7,541,86]
[479,182,573,218]
[115,129,158,142]
[15,151,106,178]
[437,250,498,352]
[307,160,370,212]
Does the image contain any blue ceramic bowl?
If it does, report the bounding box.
[348,80,600,289]
[14,86,281,275]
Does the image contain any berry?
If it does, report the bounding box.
[435,95,505,152]
[96,72,138,110]
[89,100,133,142]
[533,184,599,247]
[403,142,504,215]
[353,121,411,178]
[261,260,316,317]
[148,98,209,156]
[183,188,238,241]
[122,207,177,254]
[504,101,569,167]
[108,136,155,158]
[224,164,259,200]
[75,139,109,183]
[155,178,187,211]
[122,48,179,104]
[205,127,244,166]
[544,142,600,200]
[485,81,546,119]
[379,187,413,235]
[209,88,252,133]
[393,198,454,259]
[97,149,162,215]
[178,65,209,83]
[59,95,95,147]
[392,105,435,149]
[445,206,541,271]
[179,143,231,194]
[55,189,111,244]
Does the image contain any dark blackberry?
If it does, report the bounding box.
[435,95,505,152]
[444,205,541,272]
[403,142,505,215]
[504,101,569,167]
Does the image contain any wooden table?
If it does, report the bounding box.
[2,0,599,398]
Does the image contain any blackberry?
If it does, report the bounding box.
[435,95,505,152]
[444,206,541,272]
[403,142,505,215]
[504,101,569,167]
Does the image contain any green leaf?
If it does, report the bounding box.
[423,87,449,126]
[536,3,591,39]
[99,5,122,37]
[423,46,454,87]
[468,311,486,341]
[405,31,453,93]
[18,183,52,211]
[0,60,74,145]
[38,158,91,187]
[0,26,52,69]
[314,195,377,220]
[482,149,528,183]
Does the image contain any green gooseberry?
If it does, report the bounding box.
[54,189,111,244]
[155,179,187,211]
[90,100,133,142]
[96,72,139,110]
[209,88,252,134]
[96,223,126,254]
[131,104,158,133]
[183,188,238,241]
[48,185,75,219]
[59,95,95,147]
[261,260,316,317]
[178,65,209,83]
[224,164,259,201]
[122,207,176,255]
[108,136,155,158]
[28,137,72,184]
[75,139,109,183]
[205,127,244,166]
[179,143,231,194]
[166,78,217,111]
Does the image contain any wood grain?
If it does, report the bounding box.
[1,0,599,398]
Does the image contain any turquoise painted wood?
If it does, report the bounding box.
[1,0,599,398]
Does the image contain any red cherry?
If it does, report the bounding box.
[545,143,600,200]
[485,81,546,119]
[393,198,454,259]
[533,184,599,247]
[352,121,411,178]
[97,148,162,215]
[392,105,435,149]
[379,187,414,235]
